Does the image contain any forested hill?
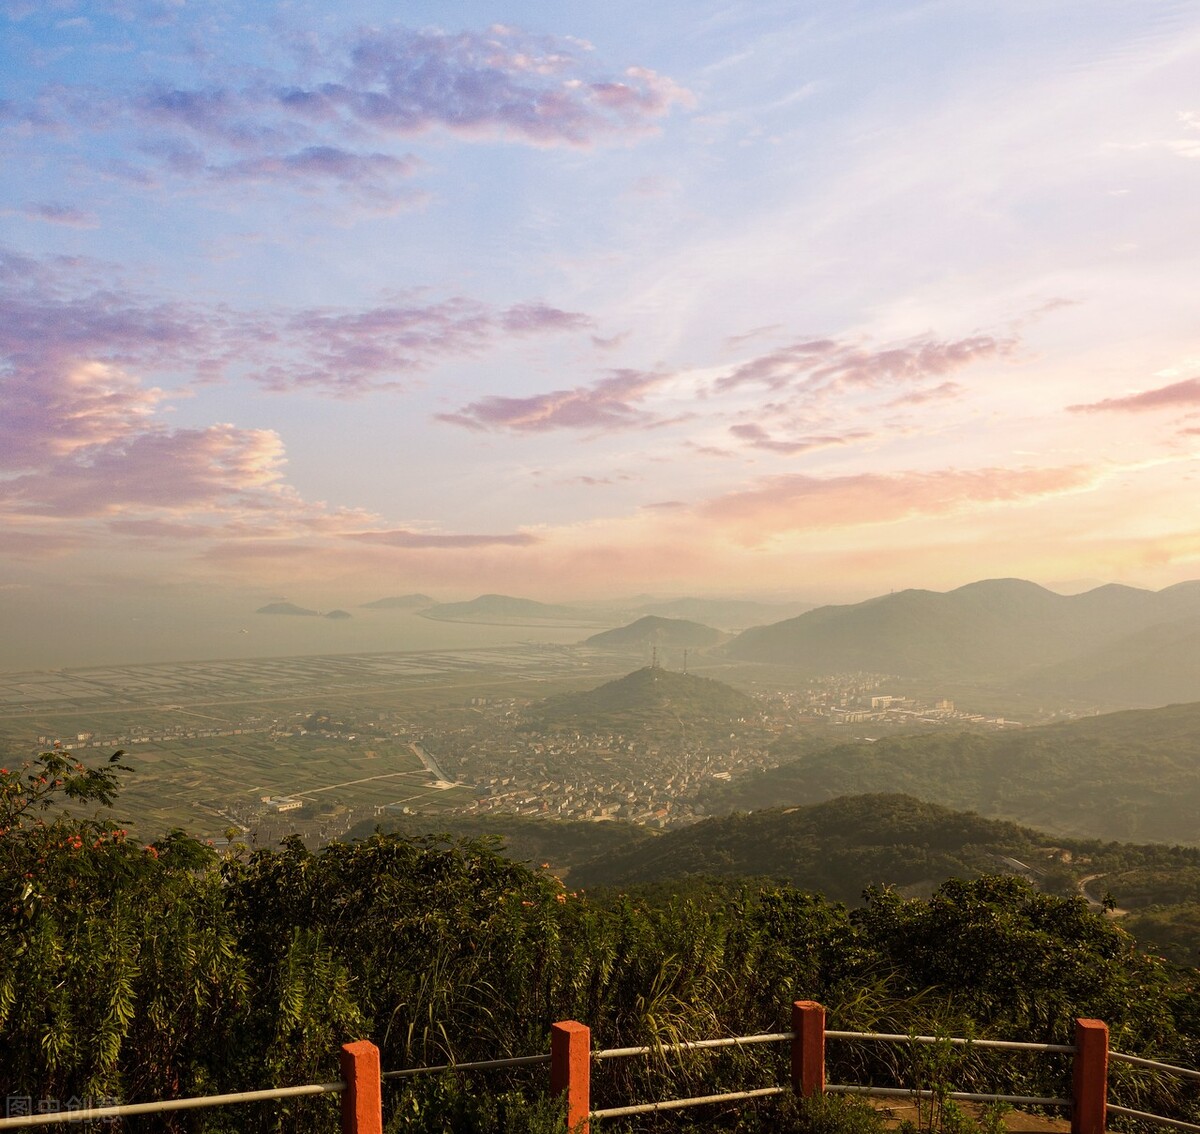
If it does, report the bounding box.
[709,700,1200,844]
[722,578,1200,704]
[584,615,722,650]
[532,665,754,730]
[570,794,1050,900]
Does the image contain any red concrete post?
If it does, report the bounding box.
[340,1040,383,1134]
[792,1000,826,1097]
[1072,1018,1108,1134]
[551,1020,591,1134]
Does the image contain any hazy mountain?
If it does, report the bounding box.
[1016,615,1200,707]
[534,666,754,730]
[709,700,1200,844]
[570,794,1048,899]
[585,616,722,650]
[421,594,612,625]
[256,601,320,617]
[724,578,1200,692]
[323,609,352,620]
[631,597,814,629]
[359,594,434,609]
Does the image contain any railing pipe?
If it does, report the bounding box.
[0,1083,345,1130]
[382,1052,551,1078]
[594,1033,791,1059]
[826,1030,1075,1053]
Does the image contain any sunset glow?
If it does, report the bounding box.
[4,1,1200,664]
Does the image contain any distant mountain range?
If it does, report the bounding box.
[724,578,1200,706]
[585,615,722,651]
[420,594,613,626]
[359,594,434,610]
[710,699,1200,844]
[533,665,754,731]
[626,597,813,629]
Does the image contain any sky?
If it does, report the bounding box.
[3,0,1200,665]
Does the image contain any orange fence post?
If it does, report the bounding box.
[792,1000,826,1097]
[1072,1018,1108,1134]
[551,1020,591,1134]
[340,1040,383,1134]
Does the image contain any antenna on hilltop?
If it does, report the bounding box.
[683,648,689,674]
[651,645,659,669]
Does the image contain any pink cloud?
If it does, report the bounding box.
[4,425,288,518]
[702,465,1097,542]
[343,529,539,549]
[437,368,669,432]
[716,334,1012,394]
[729,423,873,455]
[1,247,593,401]
[1068,377,1200,413]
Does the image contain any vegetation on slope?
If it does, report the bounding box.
[710,701,1200,843]
[532,665,755,731]
[584,615,722,651]
[5,751,1200,1133]
[570,795,1049,899]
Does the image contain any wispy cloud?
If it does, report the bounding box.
[716,333,1013,393]
[344,529,538,549]
[16,201,100,227]
[701,465,1098,543]
[437,368,670,432]
[728,423,872,455]
[1069,377,1200,413]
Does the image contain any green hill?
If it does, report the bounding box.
[570,794,1046,900]
[584,615,722,650]
[533,665,755,730]
[724,578,1200,701]
[708,700,1200,844]
[344,811,652,875]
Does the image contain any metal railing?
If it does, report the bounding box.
[5,1009,1200,1132]
[583,1017,1078,1124]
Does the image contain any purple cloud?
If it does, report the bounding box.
[1068,377,1200,413]
[729,423,872,455]
[10,25,691,208]
[20,202,99,228]
[437,368,669,432]
[0,248,593,404]
[716,334,1011,393]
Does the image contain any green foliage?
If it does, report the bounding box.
[718,701,1200,843]
[5,752,1200,1133]
[533,666,755,732]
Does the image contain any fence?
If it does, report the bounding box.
[3,1001,1199,1133]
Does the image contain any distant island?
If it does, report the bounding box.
[255,601,320,617]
